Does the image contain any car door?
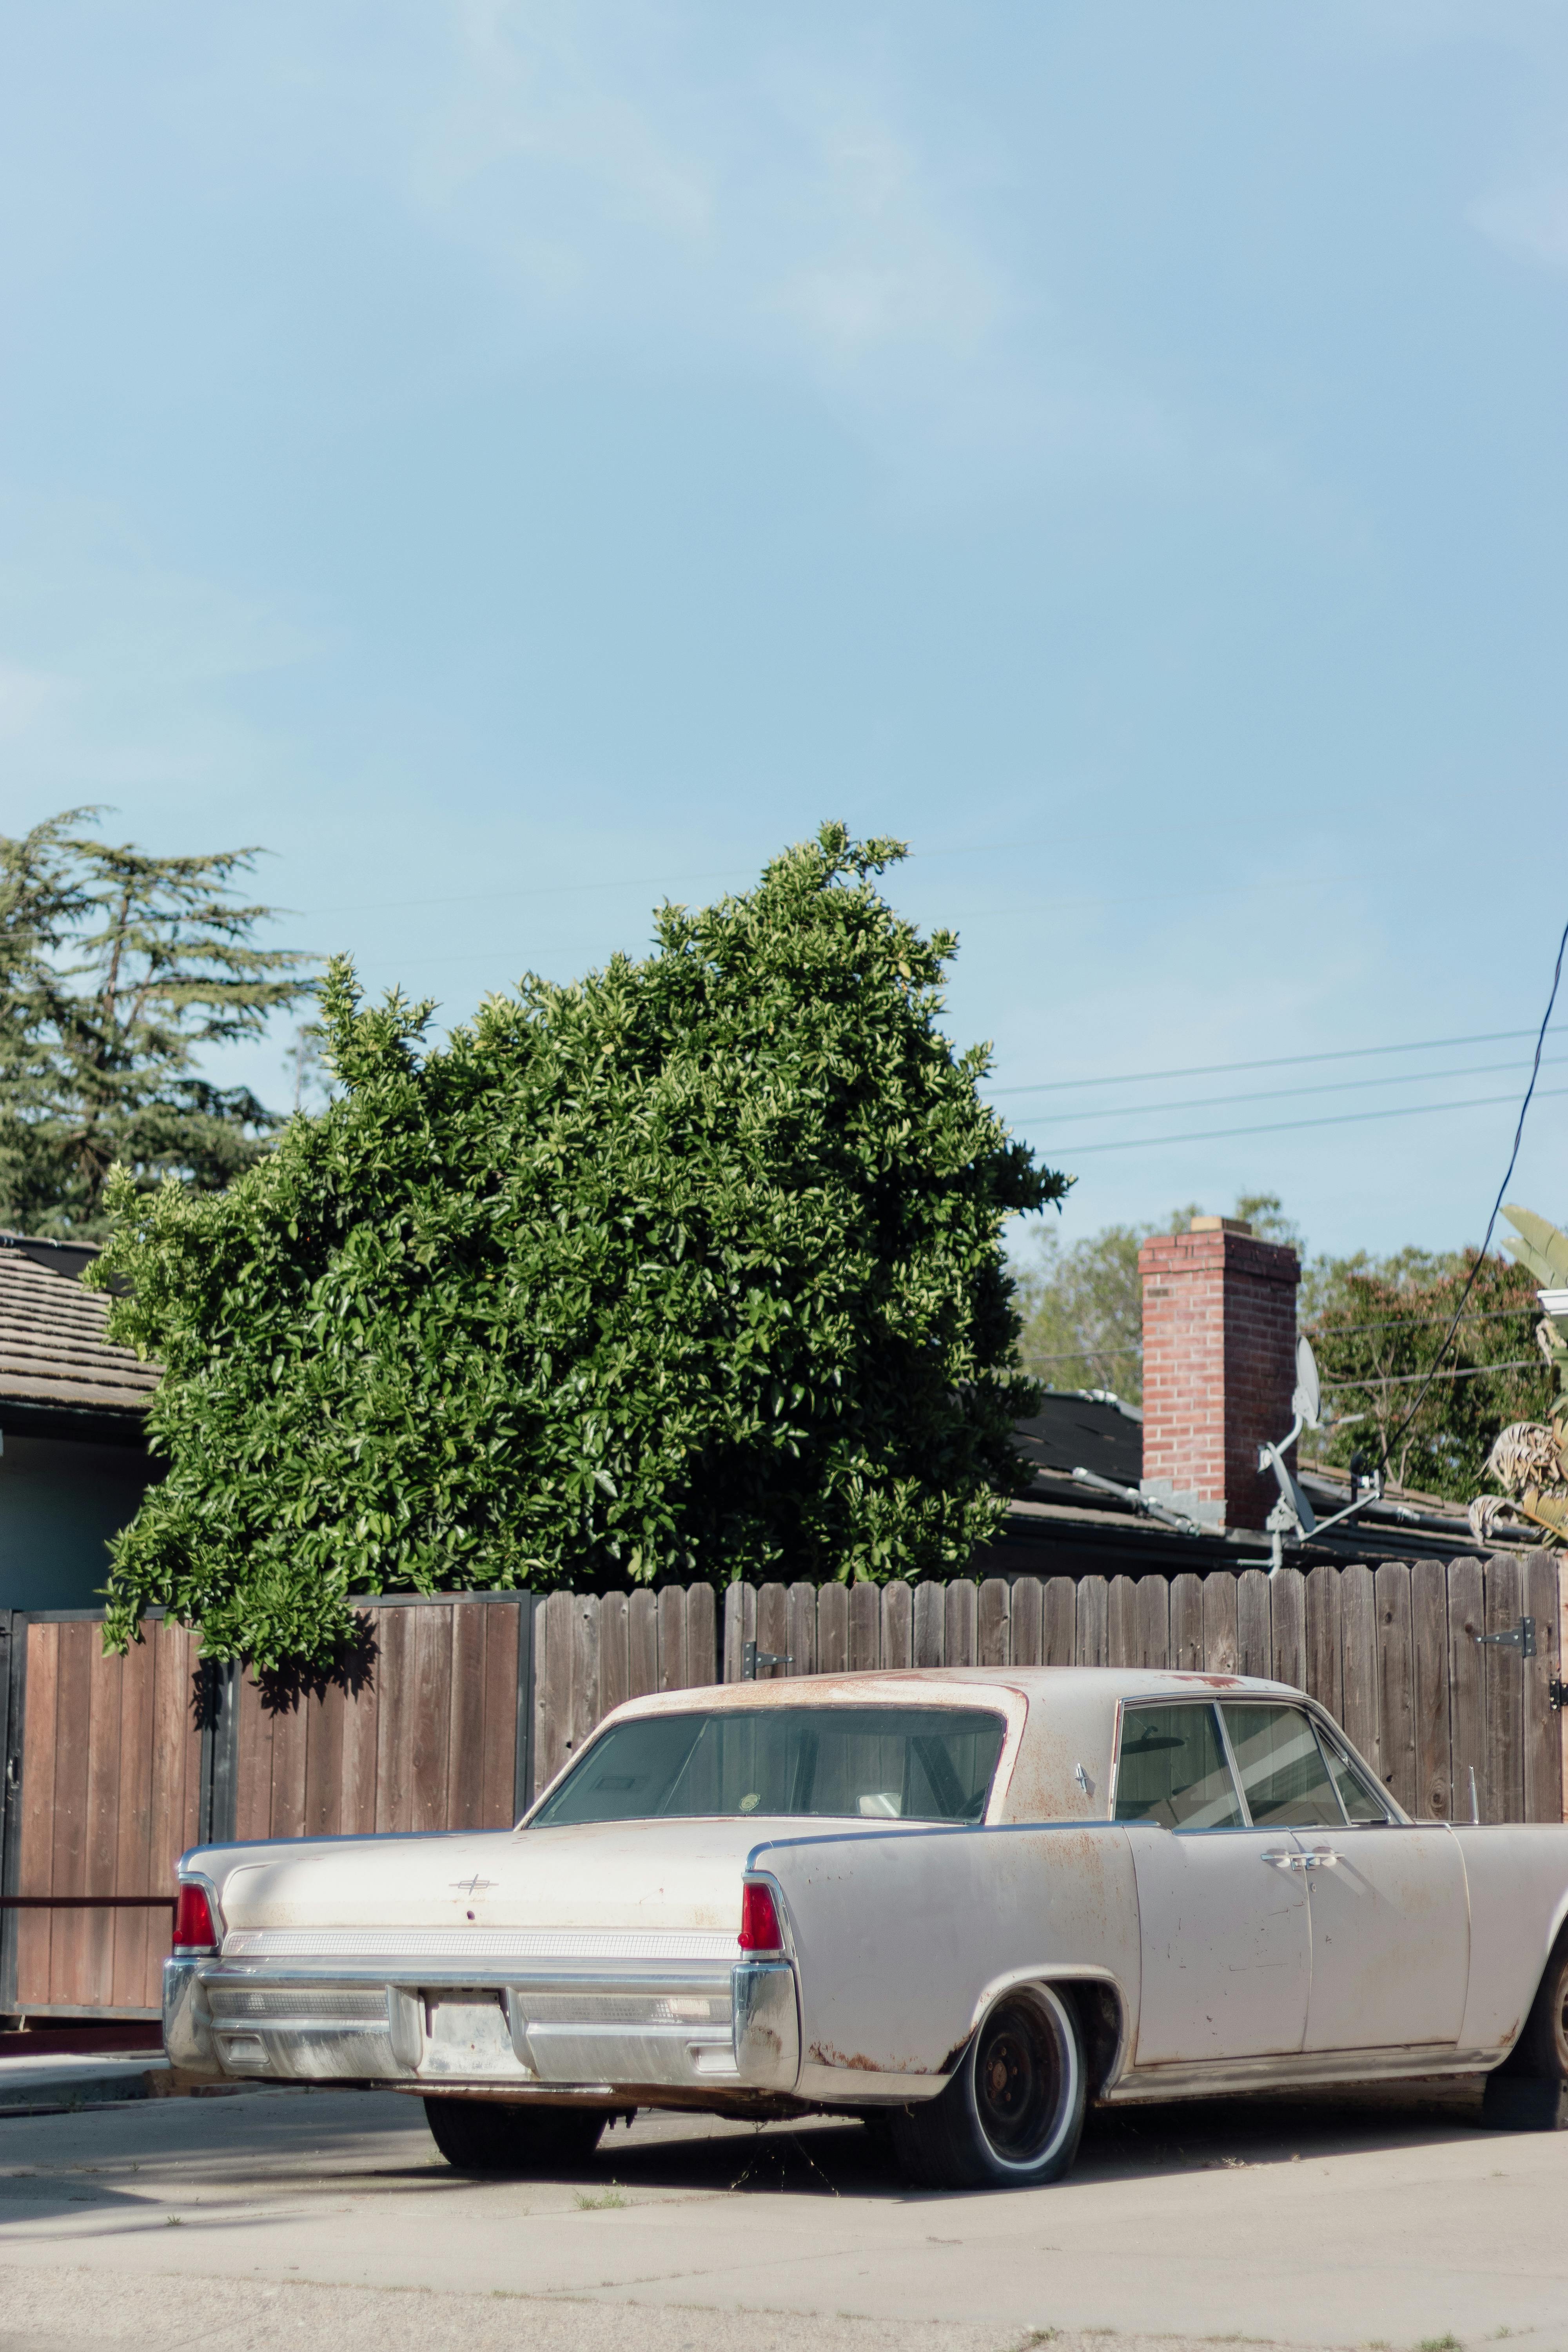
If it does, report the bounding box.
[1219,1702,1470,2053]
[1116,1700,1312,2066]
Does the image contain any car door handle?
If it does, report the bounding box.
[1299,1849,1340,1870]
[1261,1850,1300,1870]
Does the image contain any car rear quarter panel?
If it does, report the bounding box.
[755,1820,1139,2102]
[1451,1824,1568,2053]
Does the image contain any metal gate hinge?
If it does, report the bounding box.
[741,1642,793,1681]
[1550,1673,1566,1714]
[1473,1616,1536,1658]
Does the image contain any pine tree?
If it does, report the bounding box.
[0,809,313,1238]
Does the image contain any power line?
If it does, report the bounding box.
[1323,1358,1541,1391]
[988,1026,1561,1098]
[1030,1050,1568,1129]
[1045,1083,1568,1156]
[1377,912,1568,1470]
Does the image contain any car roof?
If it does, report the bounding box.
[604,1664,1304,1720]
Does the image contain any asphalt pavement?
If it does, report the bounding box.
[0,2076,1565,2352]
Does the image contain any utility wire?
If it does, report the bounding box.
[1027,1050,1568,1129]
[1376,915,1568,1474]
[1048,1083,1568,1155]
[1327,1359,1540,1391]
[989,1025,1563,1097]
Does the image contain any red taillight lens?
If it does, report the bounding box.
[739,1879,783,1954]
[172,1882,217,1953]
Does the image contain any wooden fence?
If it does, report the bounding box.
[532,1555,1568,1829]
[3,1555,1565,2017]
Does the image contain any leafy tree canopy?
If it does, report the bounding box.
[0,809,312,1238]
[1301,1246,1550,1498]
[92,825,1064,1667]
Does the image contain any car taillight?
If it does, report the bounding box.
[739,1879,783,1955]
[172,1882,217,1953]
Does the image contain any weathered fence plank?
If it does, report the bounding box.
[1485,1552,1525,1824]
[1202,1572,1237,1675]
[629,1588,659,1699]
[783,1583,814,1680]
[599,1592,630,1724]
[1107,1576,1137,1670]
[1135,1575,1169,1671]
[1374,1563,1416,1818]
[1169,1573,1203,1673]
[1044,1577,1076,1667]
[849,1583,880,1673]
[1270,1570,1306,1696]
[1304,1563,1343,1721]
[882,1580,913,1670]
[1236,1570,1270,1681]
[818,1584,848,1677]
[1011,1577,1042,1667]
[1076,1577,1108,1668]
[945,1581,977,1669]
[1522,1551,1561,1828]
[756,1583,789,1679]
[1447,1557,1485,1820]
[657,1586,688,1692]
[913,1582,944,1668]
[978,1579,1010,1667]
[1340,1564,1378,1769]
[1410,1560,1451,1821]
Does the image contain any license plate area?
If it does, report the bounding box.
[418,1990,523,2079]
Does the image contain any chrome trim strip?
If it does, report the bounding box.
[201,1962,737,1996]
[222,1926,739,1962]
[1103,2041,1496,2103]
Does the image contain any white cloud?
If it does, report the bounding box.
[1473,175,1568,267]
[407,1,1178,499]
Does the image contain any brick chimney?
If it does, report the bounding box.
[1138,1216,1301,1534]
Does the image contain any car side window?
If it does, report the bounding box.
[1114,1703,1245,1829]
[1316,1725,1390,1824]
[1221,1703,1343,1827]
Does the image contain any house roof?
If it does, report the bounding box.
[0,1234,159,1434]
[989,1387,1513,1575]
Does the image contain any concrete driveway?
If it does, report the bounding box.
[0,2078,1564,2352]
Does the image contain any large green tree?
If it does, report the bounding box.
[0,810,311,1238]
[92,826,1063,1667]
[1301,1247,1550,1497]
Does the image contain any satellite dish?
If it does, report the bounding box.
[1292,1335,1321,1431]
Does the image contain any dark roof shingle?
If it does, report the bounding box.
[0,1241,160,1417]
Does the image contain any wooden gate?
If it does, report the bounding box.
[0,1614,202,2016]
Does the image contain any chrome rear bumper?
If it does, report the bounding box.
[164,1954,799,2098]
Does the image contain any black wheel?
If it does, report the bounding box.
[890,1984,1086,2190]
[423,2096,606,2176]
[1517,1938,1568,2085]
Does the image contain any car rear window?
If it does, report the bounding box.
[530,1706,1008,1827]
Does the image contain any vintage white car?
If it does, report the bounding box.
[165,1666,1568,2187]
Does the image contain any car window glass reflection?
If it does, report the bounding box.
[1113,1704,1244,1829]
[530,1707,1007,1826]
[1222,1704,1343,1826]
[1317,1728,1390,1823]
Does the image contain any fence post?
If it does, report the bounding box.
[513,1594,539,1816]
[197,1659,240,1846]
[0,1611,20,2011]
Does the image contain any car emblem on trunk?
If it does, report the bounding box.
[450,1876,496,1896]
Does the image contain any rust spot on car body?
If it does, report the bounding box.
[809,2042,890,2073]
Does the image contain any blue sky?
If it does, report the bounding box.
[5,2,1568,1265]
